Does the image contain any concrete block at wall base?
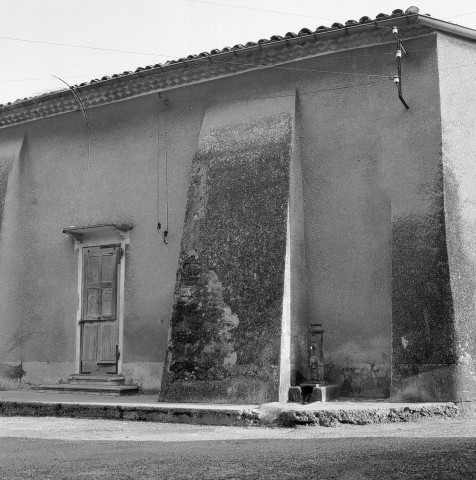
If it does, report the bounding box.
[288,386,303,403]
[121,362,164,393]
[310,384,341,403]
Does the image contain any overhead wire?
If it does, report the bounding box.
[446,11,476,19]
[208,58,393,78]
[0,7,475,66]
[0,35,177,58]
[156,95,170,245]
[1,6,474,107]
[163,98,169,244]
[2,44,474,107]
[186,0,335,21]
[0,47,438,86]
[209,78,390,103]
[2,4,472,235]
[156,94,162,239]
[0,48,440,87]
[187,1,476,26]
[52,75,91,162]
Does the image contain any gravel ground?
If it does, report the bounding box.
[0,414,474,479]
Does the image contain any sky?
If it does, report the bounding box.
[1,0,476,104]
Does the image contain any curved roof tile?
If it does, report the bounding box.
[1,6,427,111]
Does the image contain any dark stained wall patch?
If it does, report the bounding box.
[160,113,293,404]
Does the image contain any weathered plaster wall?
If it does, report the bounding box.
[158,34,444,401]
[0,30,464,401]
[0,137,27,384]
[0,84,209,390]
[296,34,442,398]
[161,97,296,404]
[437,33,476,402]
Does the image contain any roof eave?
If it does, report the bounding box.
[1,14,420,113]
[419,15,476,41]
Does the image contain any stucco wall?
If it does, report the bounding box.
[0,30,459,400]
[437,33,476,402]
[0,85,209,390]
[296,34,443,398]
[0,136,30,386]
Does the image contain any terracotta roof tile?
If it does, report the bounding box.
[0,6,426,113]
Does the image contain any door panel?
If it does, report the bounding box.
[98,324,116,362]
[87,255,101,283]
[80,245,119,375]
[86,288,101,316]
[101,288,113,317]
[101,255,115,282]
[81,323,98,374]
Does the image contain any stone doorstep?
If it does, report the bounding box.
[35,384,139,397]
[68,375,125,385]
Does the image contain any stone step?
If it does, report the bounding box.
[68,374,125,385]
[36,383,139,397]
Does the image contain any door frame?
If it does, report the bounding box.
[68,226,130,376]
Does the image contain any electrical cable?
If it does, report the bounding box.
[187,1,476,26]
[156,95,169,244]
[156,94,161,232]
[209,58,393,78]
[186,0,335,21]
[164,99,169,244]
[52,75,91,160]
[209,78,390,103]
[0,48,438,87]
[0,35,176,58]
[446,11,476,19]
[0,75,103,83]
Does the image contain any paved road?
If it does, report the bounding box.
[0,415,474,479]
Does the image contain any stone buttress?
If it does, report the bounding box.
[160,94,308,404]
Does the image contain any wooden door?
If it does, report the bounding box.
[81,245,120,374]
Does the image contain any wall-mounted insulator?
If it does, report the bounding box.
[392,26,398,35]
[394,76,400,86]
[396,49,402,58]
